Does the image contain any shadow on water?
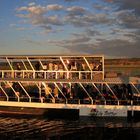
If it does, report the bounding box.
[0,116,140,140]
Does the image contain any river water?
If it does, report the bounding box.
[0,116,140,140]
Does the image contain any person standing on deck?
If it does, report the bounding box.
[35,62,40,78]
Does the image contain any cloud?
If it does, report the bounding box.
[113,0,140,15]
[46,16,64,25]
[28,2,36,6]
[40,25,52,30]
[46,28,140,57]
[71,29,101,38]
[15,0,139,58]
[64,0,79,2]
[97,39,140,57]
[17,5,47,15]
[47,35,91,48]
[29,15,64,26]
[66,6,86,15]
[16,27,26,31]
[47,4,64,11]
[17,3,64,33]
[93,3,111,11]
[115,10,140,29]
[24,39,42,46]
[17,3,113,31]
[65,13,113,27]
[86,29,101,36]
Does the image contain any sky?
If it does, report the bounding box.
[0,0,140,58]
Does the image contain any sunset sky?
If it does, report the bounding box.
[0,0,140,58]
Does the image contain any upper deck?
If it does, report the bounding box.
[0,55,139,107]
[0,55,104,81]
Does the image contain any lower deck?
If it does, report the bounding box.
[0,101,140,118]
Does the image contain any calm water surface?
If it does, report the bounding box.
[0,116,140,140]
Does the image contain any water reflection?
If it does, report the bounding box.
[0,117,140,140]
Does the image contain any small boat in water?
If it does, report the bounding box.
[0,55,139,119]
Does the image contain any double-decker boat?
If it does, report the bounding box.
[0,55,140,119]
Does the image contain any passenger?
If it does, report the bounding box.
[81,63,89,79]
[48,62,53,71]
[65,87,70,98]
[89,63,94,71]
[97,62,102,71]
[53,63,58,79]
[77,61,83,71]
[42,63,48,79]
[58,64,64,79]
[48,62,53,79]
[66,60,71,70]
[16,63,21,70]
[92,62,96,71]
[62,84,68,97]
[70,61,77,79]
[16,63,21,78]
[53,86,59,98]
[71,85,76,99]
[54,62,58,71]
[127,84,133,100]
[45,84,52,99]
[94,63,100,71]
[35,62,41,78]
[35,62,40,71]
[43,63,48,71]
[70,61,77,71]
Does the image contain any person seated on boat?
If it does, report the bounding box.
[42,63,48,79]
[66,59,71,70]
[94,62,102,71]
[70,61,77,71]
[43,63,48,71]
[66,87,71,99]
[35,62,41,78]
[127,84,133,100]
[58,63,65,79]
[47,62,54,79]
[53,86,59,99]
[52,62,58,79]
[54,62,58,71]
[35,62,40,71]
[89,63,94,71]
[48,62,53,71]
[70,61,78,79]
[62,84,68,97]
[81,63,89,79]
[92,62,96,71]
[16,63,22,78]
[44,84,52,99]
[76,61,83,71]
[71,85,76,99]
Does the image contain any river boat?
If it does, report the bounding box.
[0,55,139,119]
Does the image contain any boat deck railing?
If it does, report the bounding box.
[1,95,140,106]
[0,70,103,80]
[0,55,104,80]
[0,79,140,106]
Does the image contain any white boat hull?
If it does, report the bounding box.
[0,101,140,117]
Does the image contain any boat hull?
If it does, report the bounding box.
[1,101,140,119]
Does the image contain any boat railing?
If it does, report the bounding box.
[0,95,140,106]
[0,70,103,80]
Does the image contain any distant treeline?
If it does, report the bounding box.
[105,58,140,65]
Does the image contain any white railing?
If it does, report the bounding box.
[0,70,103,80]
[0,95,139,106]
